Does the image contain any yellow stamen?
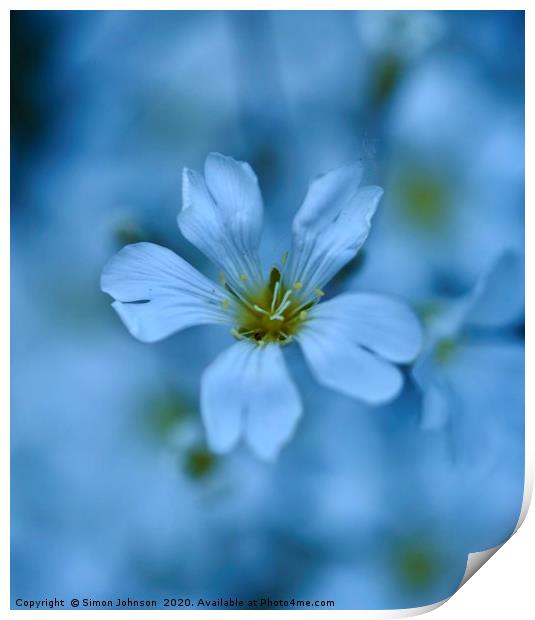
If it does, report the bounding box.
[314,288,325,297]
[281,251,289,265]
[219,272,226,285]
[231,273,318,346]
[239,273,248,282]
[221,299,229,311]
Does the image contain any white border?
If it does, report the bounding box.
[1,2,530,10]
[4,3,531,618]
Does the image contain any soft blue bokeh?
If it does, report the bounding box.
[11,10,524,610]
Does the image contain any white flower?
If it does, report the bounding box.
[101,153,422,460]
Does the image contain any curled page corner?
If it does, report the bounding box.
[382,471,533,617]
[459,545,501,588]
[399,544,508,618]
[394,599,448,617]
[337,599,449,618]
[458,467,533,590]
[396,544,504,619]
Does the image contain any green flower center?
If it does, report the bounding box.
[224,267,320,346]
[396,169,449,231]
[394,543,442,590]
[184,446,217,479]
[434,338,457,364]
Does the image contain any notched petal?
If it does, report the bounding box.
[101,242,227,342]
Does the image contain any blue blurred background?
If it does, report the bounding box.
[11,10,524,609]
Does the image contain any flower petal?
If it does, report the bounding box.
[200,341,252,453]
[412,350,451,429]
[467,251,524,328]
[298,321,403,404]
[201,341,302,460]
[204,152,263,246]
[420,381,454,430]
[288,163,382,296]
[427,251,525,342]
[310,293,422,363]
[243,345,302,461]
[179,153,264,288]
[101,242,228,342]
